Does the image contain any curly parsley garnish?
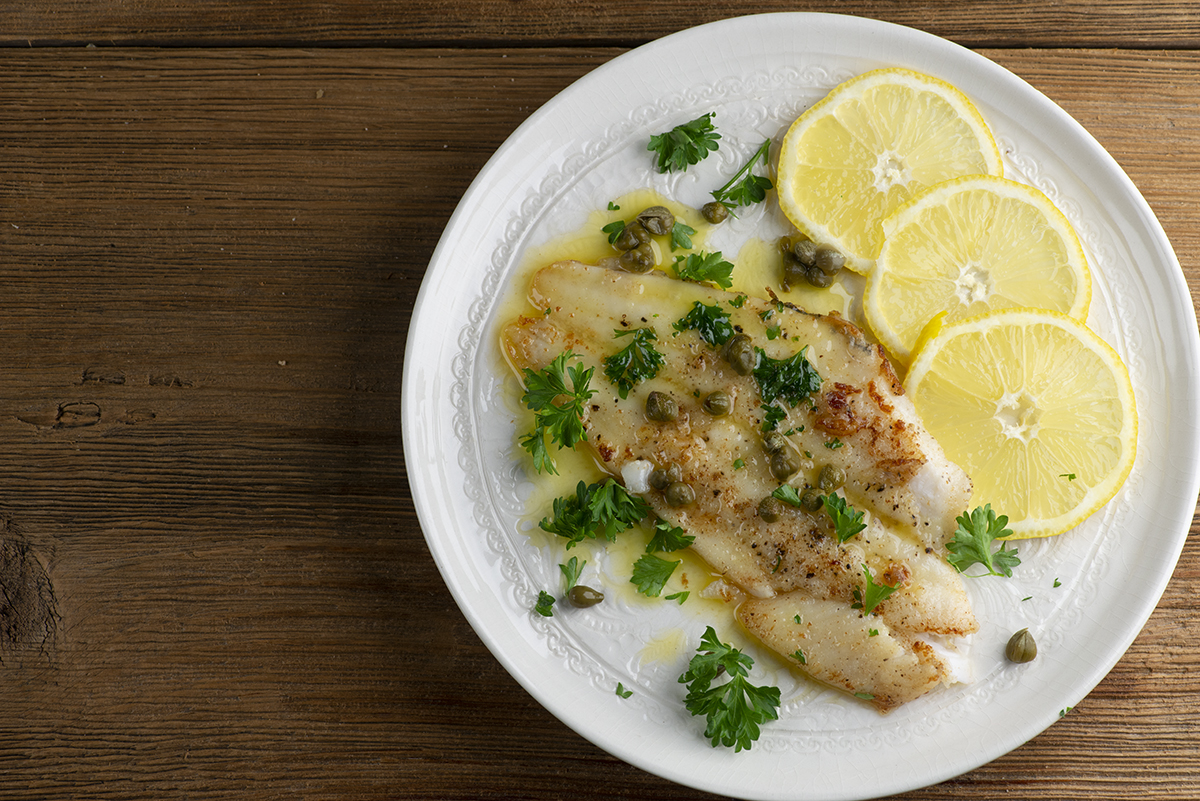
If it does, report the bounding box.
[822,493,866,543]
[753,345,822,409]
[673,300,735,347]
[678,626,781,752]
[672,251,735,289]
[647,518,694,553]
[710,139,773,214]
[647,112,720,174]
[946,504,1021,577]
[631,554,680,597]
[852,564,899,616]
[603,327,665,399]
[519,350,595,474]
[539,479,651,549]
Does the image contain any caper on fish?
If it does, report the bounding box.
[618,241,655,273]
[769,450,799,481]
[649,462,683,491]
[567,585,605,608]
[761,431,787,454]
[701,201,729,224]
[1006,628,1037,663]
[636,206,675,236]
[645,390,678,422]
[665,481,696,508]
[800,488,824,513]
[702,390,731,416]
[758,496,784,523]
[818,464,846,491]
[722,333,756,376]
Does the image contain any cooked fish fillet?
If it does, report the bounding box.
[502,260,977,710]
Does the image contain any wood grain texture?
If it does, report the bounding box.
[1,44,1198,800]
[6,1,1200,49]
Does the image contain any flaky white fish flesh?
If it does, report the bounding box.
[502,261,977,711]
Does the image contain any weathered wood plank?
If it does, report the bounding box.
[6,1,1200,49]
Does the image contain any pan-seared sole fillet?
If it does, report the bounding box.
[502,261,977,711]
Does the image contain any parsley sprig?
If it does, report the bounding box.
[647,113,721,174]
[539,479,651,549]
[671,221,696,251]
[672,251,735,289]
[519,350,595,475]
[647,517,694,553]
[630,554,680,597]
[711,139,773,214]
[822,493,866,543]
[672,301,735,348]
[603,328,665,399]
[678,627,781,752]
[946,505,1021,577]
[534,590,556,617]
[852,564,899,616]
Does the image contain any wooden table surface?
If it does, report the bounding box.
[3,3,1198,799]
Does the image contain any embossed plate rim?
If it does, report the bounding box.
[404,12,1200,800]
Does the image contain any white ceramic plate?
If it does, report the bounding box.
[403,13,1200,800]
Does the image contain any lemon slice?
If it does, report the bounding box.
[776,68,1003,273]
[905,309,1136,539]
[865,175,1091,364]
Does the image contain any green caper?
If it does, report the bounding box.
[567,585,605,608]
[769,450,799,481]
[1006,628,1037,663]
[645,391,679,422]
[665,481,696,508]
[614,220,652,251]
[781,254,807,290]
[792,237,818,266]
[800,488,824,513]
[636,206,675,236]
[758,496,784,523]
[805,265,833,288]
[702,390,731,416]
[701,201,729,224]
[722,333,756,376]
[618,241,655,273]
[818,464,847,491]
[814,245,845,276]
[648,462,683,491]
[761,431,787,454]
